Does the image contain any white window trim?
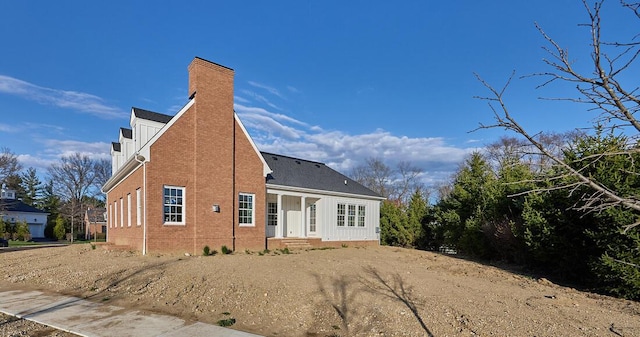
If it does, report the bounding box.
[120,198,124,227]
[267,201,277,226]
[114,200,118,229]
[136,188,142,226]
[127,193,132,227]
[238,192,255,227]
[163,185,185,225]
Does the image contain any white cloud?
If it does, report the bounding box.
[234,95,250,104]
[0,123,19,133]
[233,102,478,189]
[241,89,282,110]
[287,85,300,94]
[42,139,111,159]
[0,75,127,119]
[248,81,286,99]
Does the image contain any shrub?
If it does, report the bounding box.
[15,221,30,241]
[203,245,211,256]
[221,245,232,254]
[53,216,66,240]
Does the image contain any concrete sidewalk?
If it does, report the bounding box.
[0,290,262,337]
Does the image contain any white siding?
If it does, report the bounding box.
[266,187,381,242]
[132,119,166,151]
[1,211,47,238]
[319,196,380,242]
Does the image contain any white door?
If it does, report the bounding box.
[283,196,301,237]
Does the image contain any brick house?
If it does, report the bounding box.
[84,207,107,240]
[102,57,383,255]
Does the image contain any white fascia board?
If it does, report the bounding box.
[266,184,386,201]
[102,99,195,194]
[234,113,272,177]
[138,99,195,160]
[101,155,144,193]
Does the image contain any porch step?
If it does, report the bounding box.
[281,239,313,249]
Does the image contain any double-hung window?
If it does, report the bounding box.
[163,186,185,224]
[348,205,356,227]
[358,205,366,227]
[267,202,277,226]
[239,193,255,226]
[309,203,317,232]
[337,203,346,227]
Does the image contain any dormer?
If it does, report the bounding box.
[111,142,122,175]
[1,185,16,200]
[130,107,172,151]
[119,127,134,162]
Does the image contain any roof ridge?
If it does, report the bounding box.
[260,152,325,166]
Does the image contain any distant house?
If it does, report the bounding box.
[84,207,107,240]
[102,57,384,255]
[0,186,48,238]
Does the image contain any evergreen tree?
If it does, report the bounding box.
[42,180,61,238]
[437,152,498,258]
[20,167,43,208]
[53,215,66,240]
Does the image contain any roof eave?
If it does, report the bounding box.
[266,183,386,201]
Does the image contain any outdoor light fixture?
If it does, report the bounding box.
[212,204,220,213]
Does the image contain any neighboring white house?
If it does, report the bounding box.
[0,186,48,238]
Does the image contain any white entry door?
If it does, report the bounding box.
[284,196,301,237]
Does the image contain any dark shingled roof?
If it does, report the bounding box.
[120,128,132,139]
[0,199,47,214]
[261,152,382,198]
[86,208,106,223]
[132,107,173,124]
[112,142,121,152]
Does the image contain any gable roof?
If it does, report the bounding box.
[132,107,173,124]
[120,127,132,139]
[261,152,382,198]
[0,199,47,214]
[86,208,106,223]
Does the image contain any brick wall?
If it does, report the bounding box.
[107,58,269,255]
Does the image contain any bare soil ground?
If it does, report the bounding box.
[1,244,639,337]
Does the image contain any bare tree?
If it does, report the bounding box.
[0,147,21,185]
[351,158,394,199]
[93,158,111,200]
[475,0,640,231]
[48,153,96,241]
[351,158,426,204]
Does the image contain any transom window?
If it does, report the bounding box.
[239,193,255,226]
[267,202,277,226]
[163,186,184,224]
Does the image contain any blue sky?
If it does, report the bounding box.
[0,1,634,191]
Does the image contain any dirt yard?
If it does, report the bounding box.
[1,244,638,337]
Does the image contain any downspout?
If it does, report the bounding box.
[134,153,147,256]
[232,117,236,252]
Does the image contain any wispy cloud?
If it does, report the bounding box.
[15,139,110,173]
[241,89,282,111]
[248,81,286,99]
[0,123,18,133]
[42,139,111,159]
[0,122,66,135]
[287,85,301,94]
[0,75,127,119]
